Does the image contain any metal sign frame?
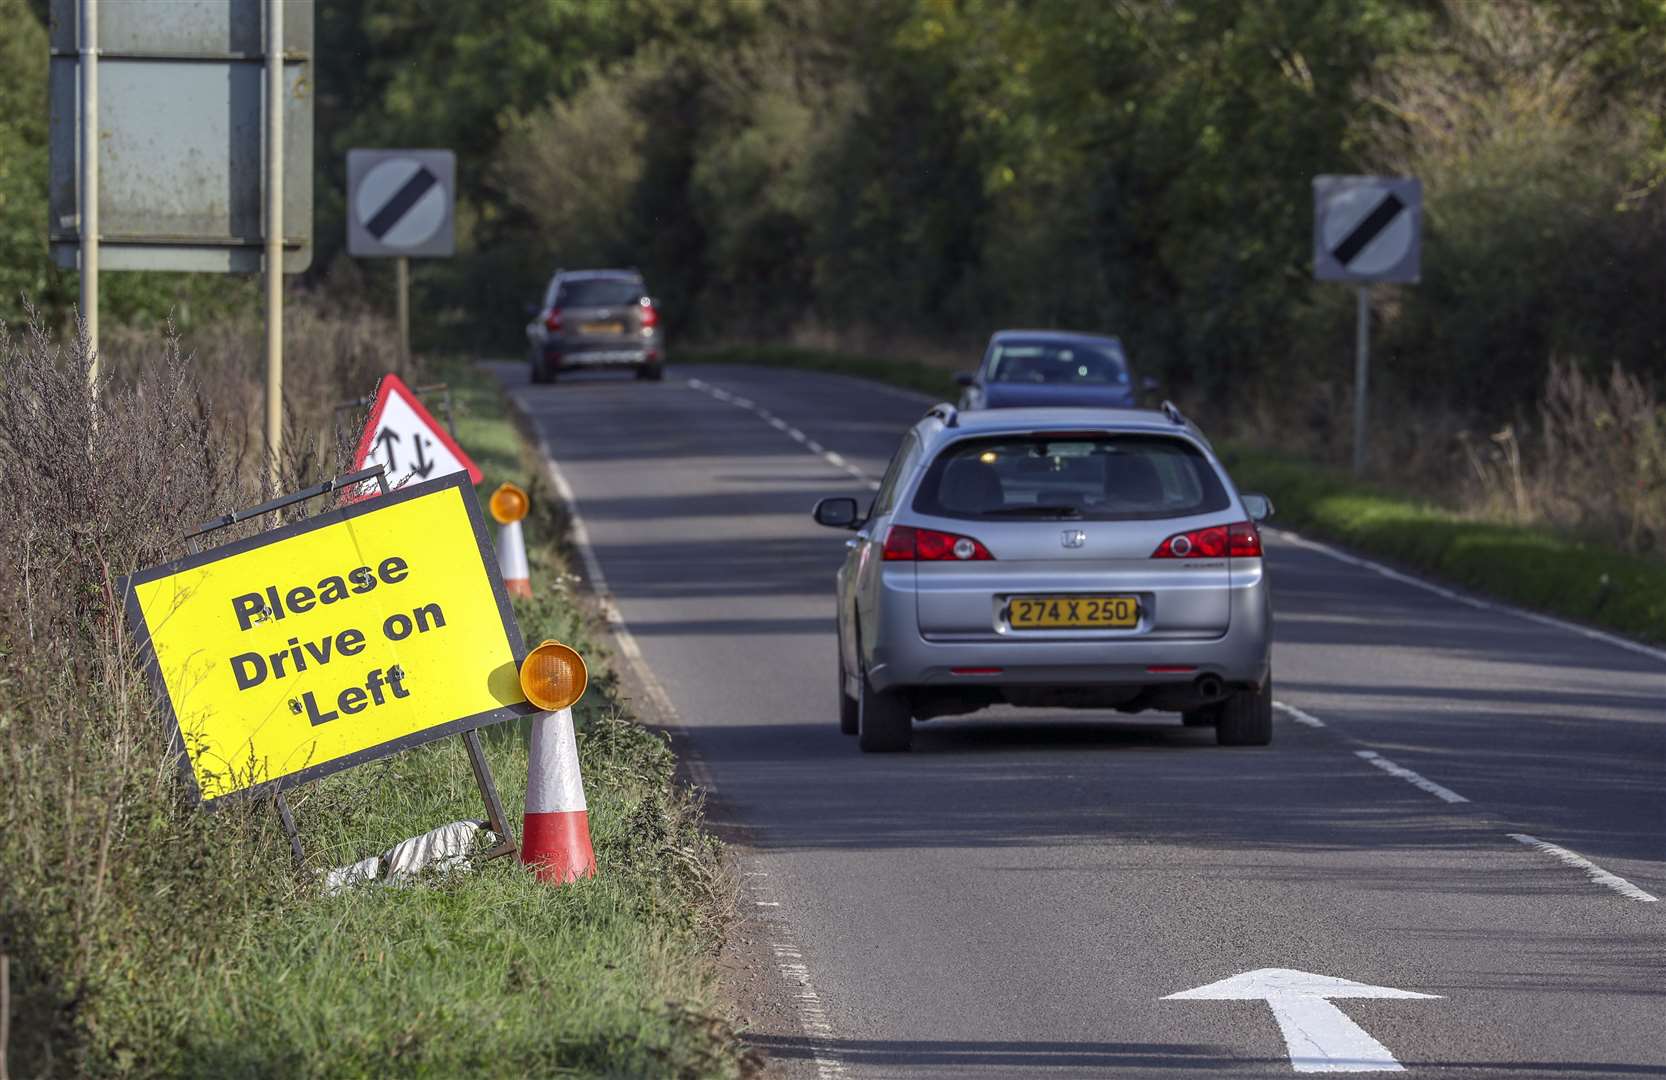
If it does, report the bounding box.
[121,469,529,862]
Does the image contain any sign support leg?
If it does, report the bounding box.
[274,790,304,868]
[1353,284,1370,477]
[263,0,284,493]
[462,730,517,860]
[79,0,99,393]
[396,256,411,376]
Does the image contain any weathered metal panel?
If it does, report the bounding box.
[48,0,313,273]
[48,0,310,56]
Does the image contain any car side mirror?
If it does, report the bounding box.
[1241,493,1274,522]
[954,372,977,387]
[813,496,862,529]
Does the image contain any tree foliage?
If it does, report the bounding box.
[2,0,1663,417]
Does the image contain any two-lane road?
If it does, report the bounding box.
[496,361,1664,1078]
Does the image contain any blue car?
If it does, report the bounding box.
[956,330,1154,410]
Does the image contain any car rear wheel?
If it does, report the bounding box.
[857,665,911,752]
[837,643,858,735]
[1215,678,1273,747]
[637,363,664,382]
[529,355,550,384]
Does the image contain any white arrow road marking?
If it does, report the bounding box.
[1164,968,1439,1073]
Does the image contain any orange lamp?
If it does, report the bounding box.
[519,640,587,711]
[489,482,529,525]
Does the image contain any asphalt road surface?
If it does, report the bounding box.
[495,361,1665,1079]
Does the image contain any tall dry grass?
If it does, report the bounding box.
[0,294,400,1077]
[1461,361,1666,555]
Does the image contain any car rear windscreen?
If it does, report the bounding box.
[989,340,1128,386]
[557,279,643,307]
[912,434,1229,521]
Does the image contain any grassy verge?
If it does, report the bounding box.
[69,362,740,1078]
[678,343,1666,646]
[1220,447,1666,644]
[681,342,959,400]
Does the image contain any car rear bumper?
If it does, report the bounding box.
[864,575,1271,696]
[545,345,659,368]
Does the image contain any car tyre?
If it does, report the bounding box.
[638,362,664,382]
[529,355,549,385]
[857,665,911,752]
[1215,677,1273,747]
[837,644,858,735]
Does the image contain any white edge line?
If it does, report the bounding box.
[1354,750,1470,804]
[1272,700,1326,728]
[1507,833,1659,902]
[1271,529,1666,665]
[513,384,848,1076]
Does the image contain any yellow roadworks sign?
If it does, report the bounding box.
[124,473,534,805]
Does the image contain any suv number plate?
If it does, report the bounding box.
[1008,595,1138,629]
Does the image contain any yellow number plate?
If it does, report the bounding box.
[580,321,625,335]
[1007,595,1139,629]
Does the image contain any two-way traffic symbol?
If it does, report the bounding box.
[373,426,437,479]
[1165,968,1439,1073]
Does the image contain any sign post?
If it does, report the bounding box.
[78,0,97,388]
[265,0,284,491]
[1313,176,1422,476]
[347,149,457,374]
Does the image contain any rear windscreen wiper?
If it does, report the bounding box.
[982,505,1084,519]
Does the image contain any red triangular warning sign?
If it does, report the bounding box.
[348,373,482,500]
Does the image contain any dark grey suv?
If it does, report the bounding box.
[526,269,664,383]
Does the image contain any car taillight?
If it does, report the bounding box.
[543,308,563,332]
[883,525,994,561]
[1152,521,1261,559]
[639,299,659,329]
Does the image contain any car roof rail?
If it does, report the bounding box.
[1159,400,1187,426]
[924,402,959,428]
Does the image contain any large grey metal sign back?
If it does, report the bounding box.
[47,0,314,273]
[347,150,457,258]
[1313,176,1421,285]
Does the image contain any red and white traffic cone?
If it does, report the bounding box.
[489,483,532,598]
[498,518,531,598]
[521,707,596,883]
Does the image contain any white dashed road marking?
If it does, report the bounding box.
[1273,700,1327,728]
[1507,834,1659,903]
[688,376,880,489]
[741,873,848,1078]
[1355,749,1470,804]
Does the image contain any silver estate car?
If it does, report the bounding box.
[813,403,1274,752]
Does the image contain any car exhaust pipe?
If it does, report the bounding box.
[1194,674,1224,701]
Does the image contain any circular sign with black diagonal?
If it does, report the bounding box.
[1313,175,1421,284]
[347,149,456,258]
